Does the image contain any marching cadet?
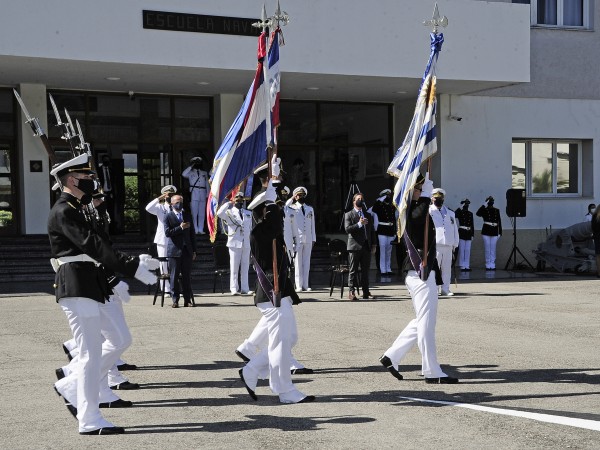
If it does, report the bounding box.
[371,189,396,275]
[182,156,209,234]
[239,170,315,404]
[429,188,459,296]
[455,198,475,271]
[476,196,503,270]
[379,173,458,384]
[289,187,316,292]
[145,184,177,292]
[48,153,158,435]
[217,191,253,295]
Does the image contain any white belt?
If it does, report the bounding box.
[378,222,394,226]
[484,222,498,227]
[50,254,100,271]
[459,226,471,230]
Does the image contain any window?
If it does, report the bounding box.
[530,0,589,28]
[512,140,582,196]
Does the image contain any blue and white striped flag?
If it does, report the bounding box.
[388,32,444,238]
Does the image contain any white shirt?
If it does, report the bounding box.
[290,203,316,244]
[429,204,459,248]
[217,203,252,249]
[145,198,171,245]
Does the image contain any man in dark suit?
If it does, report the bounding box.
[164,194,196,308]
[344,192,375,300]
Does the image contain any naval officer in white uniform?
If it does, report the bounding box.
[289,187,316,292]
[217,192,253,295]
[182,156,208,234]
[429,188,459,296]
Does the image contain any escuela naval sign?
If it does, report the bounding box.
[143,10,261,37]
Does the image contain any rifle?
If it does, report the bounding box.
[48,94,78,157]
[13,89,56,165]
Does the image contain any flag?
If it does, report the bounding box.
[388,32,444,239]
[207,31,271,242]
[268,28,282,133]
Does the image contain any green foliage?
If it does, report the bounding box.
[0,210,12,226]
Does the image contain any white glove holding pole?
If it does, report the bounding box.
[134,254,159,285]
[271,154,281,178]
[420,173,434,198]
[112,280,131,303]
[265,180,277,203]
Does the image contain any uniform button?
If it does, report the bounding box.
[53,284,58,288]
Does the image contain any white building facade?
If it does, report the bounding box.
[1,0,591,269]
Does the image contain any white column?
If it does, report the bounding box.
[17,83,50,234]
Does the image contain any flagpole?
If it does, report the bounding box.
[420,4,447,280]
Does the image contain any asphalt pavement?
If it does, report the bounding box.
[1,273,599,449]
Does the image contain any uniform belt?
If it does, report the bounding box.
[484,222,498,227]
[378,222,394,226]
[50,255,100,272]
[459,226,471,230]
[190,186,206,189]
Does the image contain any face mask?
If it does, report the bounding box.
[463,203,470,210]
[384,196,392,203]
[433,198,444,207]
[297,197,306,204]
[488,201,494,207]
[173,202,183,211]
[75,178,95,196]
[590,207,595,214]
[355,199,363,208]
[235,202,243,209]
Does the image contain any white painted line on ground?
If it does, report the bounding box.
[398,396,600,432]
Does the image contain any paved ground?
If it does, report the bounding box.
[1,274,599,449]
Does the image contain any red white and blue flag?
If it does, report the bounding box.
[207,29,283,242]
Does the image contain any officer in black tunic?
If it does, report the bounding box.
[48,154,158,435]
[455,199,475,271]
[238,180,315,404]
[371,189,396,275]
[476,196,503,270]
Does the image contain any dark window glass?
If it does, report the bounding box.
[0,91,14,138]
[320,103,389,145]
[278,102,317,144]
[174,98,211,142]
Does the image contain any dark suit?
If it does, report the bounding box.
[164,209,196,305]
[344,208,374,294]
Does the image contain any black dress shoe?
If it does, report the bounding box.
[80,426,125,435]
[379,355,403,380]
[348,291,358,301]
[291,368,314,375]
[110,381,140,390]
[62,344,73,361]
[99,399,133,408]
[54,386,78,419]
[235,350,250,362]
[171,303,179,308]
[362,292,374,299]
[117,363,137,371]
[425,376,459,384]
[55,368,66,380]
[238,368,257,401]
[298,395,316,403]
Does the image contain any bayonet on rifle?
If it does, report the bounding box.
[13,89,56,165]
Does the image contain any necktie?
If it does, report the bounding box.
[301,206,305,216]
[238,209,243,220]
[177,212,182,223]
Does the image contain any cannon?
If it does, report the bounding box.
[533,222,596,273]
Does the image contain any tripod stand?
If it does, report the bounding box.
[504,216,534,270]
[339,179,362,231]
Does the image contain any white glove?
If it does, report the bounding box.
[265,180,277,202]
[112,280,131,303]
[421,175,434,198]
[139,254,160,271]
[271,154,281,178]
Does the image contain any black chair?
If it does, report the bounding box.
[213,245,230,294]
[327,239,355,298]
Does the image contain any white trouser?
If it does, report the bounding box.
[229,246,250,294]
[242,297,305,402]
[458,239,472,269]
[63,360,128,389]
[55,296,131,432]
[189,190,207,233]
[383,271,447,378]
[378,235,394,273]
[156,242,170,293]
[483,235,500,269]
[237,312,305,370]
[435,244,454,294]
[294,242,312,290]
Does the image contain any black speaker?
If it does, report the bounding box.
[506,188,526,217]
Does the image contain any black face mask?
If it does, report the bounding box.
[173,202,183,211]
[355,199,363,208]
[433,198,444,207]
[488,201,494,207]
[463,203,470,210]
[235,202,243,209]
[384,196,392,203]
[297,197,306,204]
[75,178,95,196]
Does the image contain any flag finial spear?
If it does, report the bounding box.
[252,4,272,33]
[272,0,290,28]
[423,3,448,34]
